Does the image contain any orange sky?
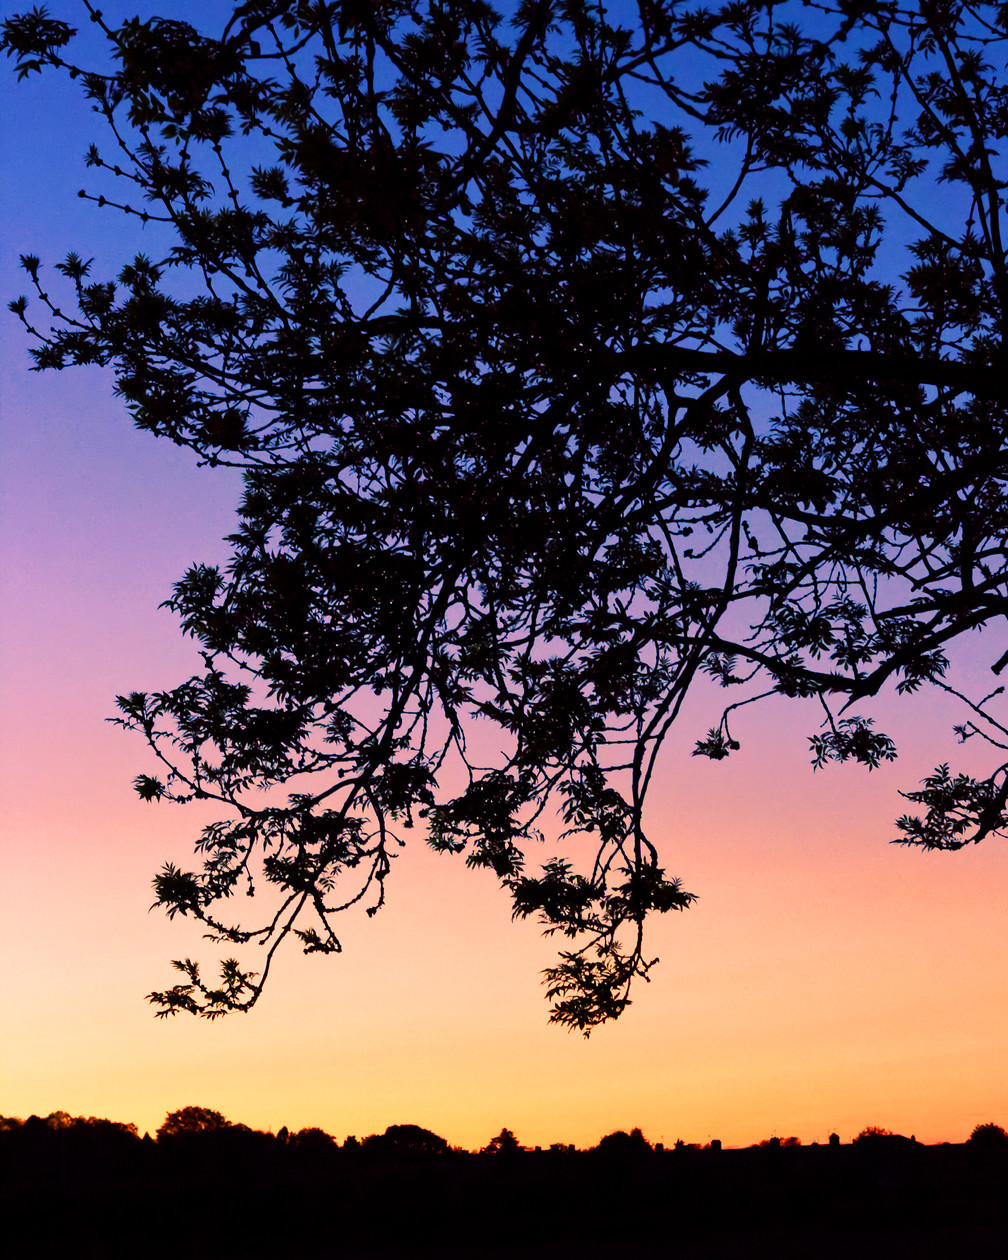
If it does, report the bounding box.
[2,360,1005,1149]
[2,6,1006,1150]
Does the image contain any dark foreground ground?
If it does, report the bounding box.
[3,1125,1006,1257]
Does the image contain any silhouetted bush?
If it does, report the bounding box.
[595,1127,652,1158]
[361,1123,450,1158]
[482,1127,522,1155]
[968,1122,1008,1147]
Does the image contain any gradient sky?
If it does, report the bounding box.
[2,2,1007,1150]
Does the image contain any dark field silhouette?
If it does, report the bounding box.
[3,1113,1006,1257]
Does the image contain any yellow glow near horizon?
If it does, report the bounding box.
[3,664,1006,1149]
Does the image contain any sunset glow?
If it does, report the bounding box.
[2,2,1007,1153]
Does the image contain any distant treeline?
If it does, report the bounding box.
[4,1106,1007,1152]
[3,1111,1007,1257]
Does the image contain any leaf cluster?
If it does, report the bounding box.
[6,0,1008,1025]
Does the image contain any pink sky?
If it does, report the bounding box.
[1,3,1006,1149]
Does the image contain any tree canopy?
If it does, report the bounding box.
[156,1104,231,1139]
[5,0,1008,1029]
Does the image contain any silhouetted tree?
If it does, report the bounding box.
[289,1125,339,1157]
[482,1127,522,1155]
[596,1127,652,1157]
[156,1105,231,1140]
[968,1121,1008,1147]
[5,1,1008,1028]
[853,1125,897,1143]
[362,1123,450,1157]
